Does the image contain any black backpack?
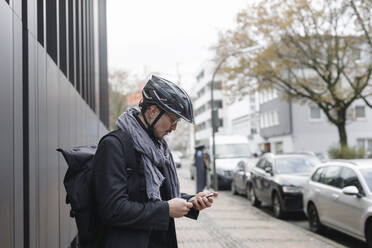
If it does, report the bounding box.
[57,130,133,247]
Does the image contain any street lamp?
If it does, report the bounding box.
[210,45,262,191]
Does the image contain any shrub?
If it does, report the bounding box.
[328,145,366,159]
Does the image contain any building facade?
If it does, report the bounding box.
[0,0,108,247]
[192,65,224,147]
[192,63,263,153]
[259,89,372,157]
[225,93,263,154]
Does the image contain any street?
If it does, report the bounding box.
[175,163,368,248]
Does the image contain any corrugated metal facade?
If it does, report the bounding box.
[0,0,108,247]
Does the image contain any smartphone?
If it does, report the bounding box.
[205,192,214,199]
[188,193,214,203]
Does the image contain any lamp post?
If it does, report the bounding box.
[210,45,262,191]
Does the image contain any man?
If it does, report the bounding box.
[93,75,217,248]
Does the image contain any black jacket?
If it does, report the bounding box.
[93,130,198,248]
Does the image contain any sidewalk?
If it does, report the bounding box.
[175,167,346,248]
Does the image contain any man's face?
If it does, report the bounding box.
[153,112,180,139]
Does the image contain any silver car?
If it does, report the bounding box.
[303,160,372,247]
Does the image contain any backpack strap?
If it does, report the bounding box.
[99,129,141,172]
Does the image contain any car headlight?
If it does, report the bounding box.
[282,186,303,193]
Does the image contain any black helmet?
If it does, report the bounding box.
[141,75,194,123]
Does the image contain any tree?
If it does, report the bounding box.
[108,69,139,130]
[215,0,372,147]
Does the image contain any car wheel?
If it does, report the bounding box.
[307,203,324,233]
[231,181,238,195]
[272,193,285,219]
[248,184,261,207]
[366,221,372,248]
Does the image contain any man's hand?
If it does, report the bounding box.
[189,191,218,211]
[168,198,193,218]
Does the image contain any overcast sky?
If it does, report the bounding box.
[106,0,249,91]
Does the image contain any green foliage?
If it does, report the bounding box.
[328,144,366,159]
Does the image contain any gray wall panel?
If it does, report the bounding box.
[66,80,78,242]
[37,44,48,248]
[70,85,78,146]
[77,97,85,145]
[58,74,71,248]
[28,35,39,248]
[12,0,22,20]
[87,107,99,144]
[0,1,109,247]
[28,0,37,40]
[13,14,24,248]
[99,122,108,139]
[0,3,14,248]
[46,57,60,248]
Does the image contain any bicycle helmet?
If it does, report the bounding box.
[141,75,194,124]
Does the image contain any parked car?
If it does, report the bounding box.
[248,153,321,219]
[210,135,252,189]
[231,158,259,196]
[303,160,372,247]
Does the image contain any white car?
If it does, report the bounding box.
[303,160,372,247]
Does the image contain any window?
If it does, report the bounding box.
[312,167,325,182]
[263,160,273,172]
[319,166,342,188]
[256,159,266,169]
[275,142,283,154]
[357,139,372,155]
[340,167,364,195]
[218,118,223,127]
[355,106,365,118]
[214,100,223,109]
[310,106,321,120]
[357,139,365,149]
[274,111,279,125]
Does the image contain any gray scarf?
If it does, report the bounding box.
[116,108,180,201]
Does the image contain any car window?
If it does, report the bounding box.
[274,157,316,175]
[311,167,324,182]
[319,166,342,188]
[340,167,365,195]
[263,160,273,170]
[360,168,372,193]
[256,159,266,169]
[236,161,245,171]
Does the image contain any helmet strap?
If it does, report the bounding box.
[142,106,165,139]
[150,109,164,129]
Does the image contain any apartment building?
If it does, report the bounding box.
[192,65,224,147]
